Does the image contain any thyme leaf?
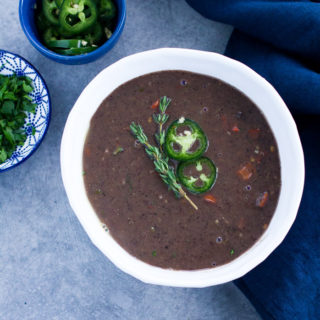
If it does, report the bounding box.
[153,96,171,152]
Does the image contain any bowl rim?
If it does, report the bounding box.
[0,49,51,172]
[60,48,305,287]
[19,0,126,64]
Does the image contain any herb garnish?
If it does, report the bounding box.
[0,72,36,163]
[153,96,170,153]
[130,122,198,210]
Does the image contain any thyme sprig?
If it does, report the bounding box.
[130,122,198,210]
[153,96,170,152]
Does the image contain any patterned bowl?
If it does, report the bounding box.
[0,50,51,172]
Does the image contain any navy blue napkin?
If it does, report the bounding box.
[187,0,320,114]
[226,30,320,114]
[186,1,320,319]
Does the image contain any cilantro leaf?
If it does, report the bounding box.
[1,101,15,115]
[3,127,15,145]
[0,148,7,163]
[22,81,33,93]
[3,92,17,101]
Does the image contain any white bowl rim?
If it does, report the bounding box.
[60,48,305,287]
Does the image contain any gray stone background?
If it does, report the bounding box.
[0,1,261,319]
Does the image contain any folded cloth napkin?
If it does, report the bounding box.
[187,0,320,114]
[186,1,320,319]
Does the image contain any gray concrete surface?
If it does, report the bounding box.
[0,0,261,319]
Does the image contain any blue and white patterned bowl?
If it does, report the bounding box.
[0,50,51,172]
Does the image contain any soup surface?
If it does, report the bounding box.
[83,71,281,270]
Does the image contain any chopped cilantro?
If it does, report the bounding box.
[0,72,36,163]
[230,249,235,255]
[152,250,157,257]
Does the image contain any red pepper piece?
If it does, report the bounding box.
[204,194,217,204]
[151,99,160,109]
[237,163,255,180]
[221,114,229,131]
[84,146,91,157]
[248,128,260,139]
[256,192,269,207]
[232,125,240,132]
[237,217,245,229]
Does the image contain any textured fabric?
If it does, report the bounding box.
[186,0,320,62]
[225,31,320,114]
[186,0,320,114]
[186,1,320,319]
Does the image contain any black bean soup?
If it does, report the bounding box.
[83,71,281,270]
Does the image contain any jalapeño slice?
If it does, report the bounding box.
[99,0,116,21]
[47,39,85,48]
[54,46,97,55]
[177,157,217,194]
[83,22,103,45]
[55,0,64,8]
[43,0,60,26]
[59,0,98,35]
[165,118,208,161]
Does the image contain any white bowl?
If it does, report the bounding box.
[60,48,304,287]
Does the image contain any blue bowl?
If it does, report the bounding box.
[19,0,126,65]
[0,50,51,172]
